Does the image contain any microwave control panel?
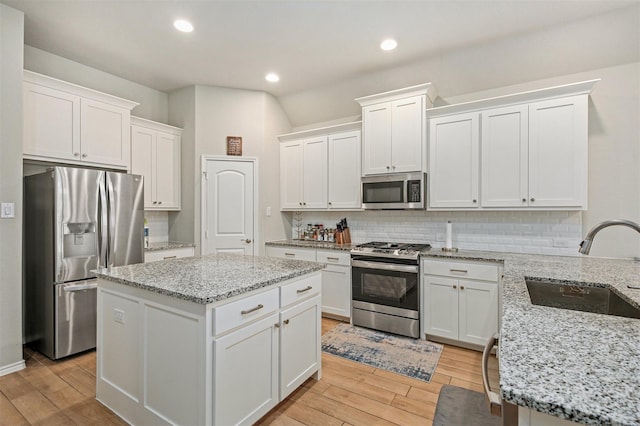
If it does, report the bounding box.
[407,180,421,202]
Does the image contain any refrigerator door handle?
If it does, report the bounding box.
[107,175,116,267]
[97,178,109,269]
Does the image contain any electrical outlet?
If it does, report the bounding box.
[113,308,125,324]
[266,206,271,217]
[1,202,15,218]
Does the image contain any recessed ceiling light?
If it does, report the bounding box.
[174,19,194,33]
[265,73,280,83]
[380,39,398,51]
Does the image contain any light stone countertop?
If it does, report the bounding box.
[420,249,640,426]
[94,253,325,304]
[266,239,358,251]
[145,241,195,252]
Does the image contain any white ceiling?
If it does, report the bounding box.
[1,0,635,99]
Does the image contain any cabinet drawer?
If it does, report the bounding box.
[281,274,321,308]
[422,259,498,282]
[145,247,195,263]
[316,250,350,266]
[266,246,316,261]
[213,288,279,336]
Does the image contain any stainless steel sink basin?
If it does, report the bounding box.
[526,279,640,319]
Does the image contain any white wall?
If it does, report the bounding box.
[0,4,25,375]
[24,45,169,122]
[168,85,291,255]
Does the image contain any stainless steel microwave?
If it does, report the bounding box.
[361,172,426,210]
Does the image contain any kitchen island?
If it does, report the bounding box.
[421,250,640,426]
[94,253,325,426]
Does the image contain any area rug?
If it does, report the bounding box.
[321,323,443,382]
[433,385,501,426]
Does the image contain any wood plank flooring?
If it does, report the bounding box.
[0,318,499,425]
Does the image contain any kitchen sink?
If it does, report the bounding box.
[525,279,640,319]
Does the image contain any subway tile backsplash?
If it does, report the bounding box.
[290,210,582,256]
[145,211,169,243]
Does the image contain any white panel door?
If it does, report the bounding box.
[302,137,328,209]
[362,103,392,175]
[457,280,498,346]
[279,140,304,209]
[328,131,361,209]
[203,159,255,255]
[23,82,80,161]
[481,105,529,207]
[80,99,129,167]
[528,95,588,208]
[155,132,180,209]
[391,95,423,173]
[130,125,155,208]
[428,113,480,208]
[423,276,459,340]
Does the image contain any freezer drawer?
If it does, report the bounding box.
[55,281,97,358]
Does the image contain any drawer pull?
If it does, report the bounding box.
[296,285,313,294]
[241,304,264,315]
[450,269,468,273]
[163,255,177,260]
[284,253,295,257]
[326,257,339,261]
[283,319,290,325]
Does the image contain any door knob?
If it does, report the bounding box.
[241,239,252,243]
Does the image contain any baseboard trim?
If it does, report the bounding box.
[0,359,26,377]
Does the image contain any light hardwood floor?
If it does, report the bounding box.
[0,318,499,425]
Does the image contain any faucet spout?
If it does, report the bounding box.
[579,219,640,254]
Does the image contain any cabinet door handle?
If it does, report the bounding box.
[241,304,264,315]
[284,252,295,257]
[158,201,162,205]
[274,323,280,328]
[153,201,158,205]
[530,198,535,202]
[453,285,457,289]
[74,152,80,157]
[299,202,303,206]
[82,153,87,158]
[450,269,468,273]
[522,198,527,202]
[472,199,477,203]
[386,166,390,170]
[460,286,465,290]
[326,257,339,261]
[283,319,290,325]
[296,285,313,294]
[163,255,177,260]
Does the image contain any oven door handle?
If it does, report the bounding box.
[352,260,419,273]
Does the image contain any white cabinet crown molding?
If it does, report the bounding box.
[131,115,183,135]
[277,121,362,142]
[427,79,599,118]
[355,82,438,107]
[24,70,139,110]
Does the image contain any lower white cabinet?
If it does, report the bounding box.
[144,246,194,263]
[266,246,352,319]
[97,271,321,426]
[422,259,499,347]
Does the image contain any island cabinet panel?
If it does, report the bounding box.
[280,295,321,399]
[213,313,279,426]
[212,287,279,335]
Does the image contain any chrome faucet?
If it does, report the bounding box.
[579,219,640,254]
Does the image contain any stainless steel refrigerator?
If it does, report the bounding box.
[24,166,144,359]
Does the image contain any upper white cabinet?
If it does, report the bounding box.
[23,70,138,170]
[429,112,480,208]
[131,117,182,211]
[279,122,361,211]
[356,84,437,176]
[427,79,598,210]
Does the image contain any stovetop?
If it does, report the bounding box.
[351,241,431,260]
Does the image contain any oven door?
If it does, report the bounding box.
[351,259,419,312]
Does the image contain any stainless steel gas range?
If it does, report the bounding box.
[350,241,431,338]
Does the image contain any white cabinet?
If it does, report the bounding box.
[428,112,480,208]
[23,71,138,170]
[480,96,588,208]
[144,246,194,263]
[357,84,437,176]
[279,122,362,211]
[422,259,499,347]
[266,246,352,320]
[279,137,327,209]
[427,80,597,211]
[131,117,182,210]
[328,131,361,209]
[213,313,279,426]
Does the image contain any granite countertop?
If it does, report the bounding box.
[145,241,195,252]
[94,253,325,304]
[420,249,640,426]
[266,239,357,251]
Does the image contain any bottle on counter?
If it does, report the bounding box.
[143,218,149,248]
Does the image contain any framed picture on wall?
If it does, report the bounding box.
[226,136,242,156]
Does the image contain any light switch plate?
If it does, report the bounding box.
[1,203,15,218]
